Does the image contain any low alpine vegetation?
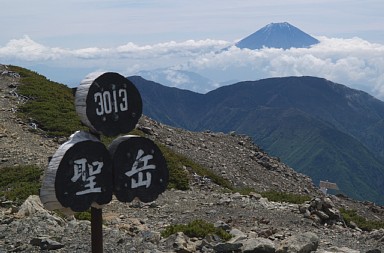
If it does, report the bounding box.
[260,190,311,204]
[0,165,42,205]
[9,65,85,137]
[161,219,232,241]
[340,208,384,231]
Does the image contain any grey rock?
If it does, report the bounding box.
[369,229,384,240]
[212,241,243,252]
[276,232,319,253]
[322,197,334,209]
[324,208,341,219]
[229,228,247,242]
[164,232,197,253]
[249,192,262,200]
[241,237,275,253]
[30,237,65,250]
[17,195,47,217]
[316,246,360,253]
[299,204,310,214]
[366,250,381,253]
[214,220,231,231]
[314,210,330,220]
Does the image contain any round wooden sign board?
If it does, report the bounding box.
[54,139,113,212]
[109,135,169,203]
[75,72,142,136]
[40,131,113,213]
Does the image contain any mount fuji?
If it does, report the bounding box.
[235,22,320,50]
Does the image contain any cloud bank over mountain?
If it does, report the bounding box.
[1,35,383,100]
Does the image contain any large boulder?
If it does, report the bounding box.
[17,195,50,217]
[316,246,360,253]
[299,197,343,225]
[241,237,275,253]
[276,232,319,253]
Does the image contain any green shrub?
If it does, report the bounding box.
[161,219,232,241]
[156,143,191,190]
[261,190,311,204]
[340,208,384,231]
[235,187,256,195]
[156,142,234,191]
[0,165,42,204]
[74,210,92,221]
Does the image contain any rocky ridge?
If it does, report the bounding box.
[0,64,384,252]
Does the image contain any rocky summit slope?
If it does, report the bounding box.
[0,64,384,252]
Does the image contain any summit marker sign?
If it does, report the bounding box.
[40,72,168,253]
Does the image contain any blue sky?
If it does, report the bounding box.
[2,0,383,46]
[1,0,384,99]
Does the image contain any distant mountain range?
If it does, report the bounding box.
[124,22,383,204]
[127,75,384,205]
[138,22,320,92]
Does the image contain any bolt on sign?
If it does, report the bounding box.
[40,72,169,213]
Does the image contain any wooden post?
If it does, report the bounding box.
[91,207,103,253]
[90,130,103,253]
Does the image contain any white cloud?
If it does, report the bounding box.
[163,69,191,85]
[185,36,384,99]
[1,35,384,100]
[0,36,229,61]
[115,40,230,58]
[0,35,68,61]
[72,47,111,59]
